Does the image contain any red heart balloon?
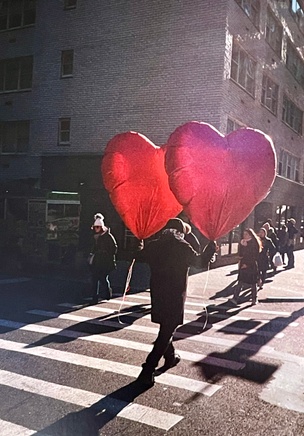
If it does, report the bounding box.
[165,121,276,240]
[102,132,182,239]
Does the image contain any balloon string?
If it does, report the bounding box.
[200,260,211,331]
[118,258,135,324]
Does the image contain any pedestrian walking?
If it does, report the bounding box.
[285,218,299,269]
[231,228,262,306]
[277,224,289,265]
[257,227,276,288]
[262,221,278,273]
[136,217,216,387]
[88,213,117,304]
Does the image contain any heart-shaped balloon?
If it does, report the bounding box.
[102,131,182,239]
[165,121,276,240]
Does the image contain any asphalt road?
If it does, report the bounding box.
[0,251,303,435]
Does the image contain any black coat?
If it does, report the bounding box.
[91,229,117,273]
[139,229,215,327]
[238,239,260,284]
[258,236,276,272]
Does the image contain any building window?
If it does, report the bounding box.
[265,7,283,57]
[61,50,74,77]
[278,149,300,182]
[286,40,304,87]
[235,0,260,28]
[0,56,33,93]
[261,75,278,115]
[231,42,256,96]
[282,95,303,134]
[289,0,304,33]
[64,0,77,9]
[0,120,30,154]
[227,118,243,134]
[0,0,36,31]
[58,118,71,145]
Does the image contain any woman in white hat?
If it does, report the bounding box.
[89,213,117,303]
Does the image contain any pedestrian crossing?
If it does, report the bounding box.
[0,292,302,434]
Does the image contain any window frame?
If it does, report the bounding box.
[231,42,256,97]
[61,50,74,78]
[282,95,303,135]
[0,0,36,32]
[235,0,260,28]
[64,0,77,10]
[261,74,279,115]
[58,118,71,146]
[265,7,283,58]
[0,56,33,93]
[289,0,304,33]
[278,149,301,182]
[227,118,243,134]
[0,120,30,154]
[286,40,304,88]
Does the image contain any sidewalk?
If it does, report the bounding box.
[186,249,304,302]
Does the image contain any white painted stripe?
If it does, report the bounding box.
[0,370,183,431]
[26,309,278,354]
[59,303,287,338]
[0,419,37,436]
[0,339,220,395]
[0,319,244,371]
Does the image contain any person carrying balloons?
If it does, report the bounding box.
[136,218,217,387]
[231,228,262,306]
[88,213,117,304]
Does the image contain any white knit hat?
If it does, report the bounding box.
[92,213,105,227]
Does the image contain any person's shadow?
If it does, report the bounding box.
[34,381,151,435]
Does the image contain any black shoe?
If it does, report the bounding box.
[164,354,181,370]
[137,368,155,387]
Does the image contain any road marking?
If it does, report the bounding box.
[0,338,221,395]
[58,303,287,338]
[0,369,183,431]
[0,319,244,371]
[0,278,31,284]
[0,419,38,436]
[26,309,279,354]
[260,361,304,413]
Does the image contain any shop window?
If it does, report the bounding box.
[261,74,278,115]
[231,42,256,96]
[235,0,260,28]
[265,7,283,58]
[0,56,33,93]
[58,118,71,145]
[61,50,74,77]
[0,0,36,31]
[286,40,304,88]
[282,95,303,134]
[0,120,30,154]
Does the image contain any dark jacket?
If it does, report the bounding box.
[139,229,215,327]
[238,238,260,284]
[91,229,117,273]
[258,236,276,272]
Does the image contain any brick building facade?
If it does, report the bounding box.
[0,0,303,263]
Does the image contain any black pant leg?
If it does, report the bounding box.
[145,322,177,370]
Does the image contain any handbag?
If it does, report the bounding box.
[273,252,283,267]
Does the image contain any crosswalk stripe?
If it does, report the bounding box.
[58,303,286,339]
[0,419,37,436]
[103,294,296,317]
[0,370,183,431]
[0,339,221,395]
[25,309,279,354]
[0,319,244,371]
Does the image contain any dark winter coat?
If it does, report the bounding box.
[258,236,276,272]
[139,229,215,327]
[91,229,117,273]
[238,238,260,285]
